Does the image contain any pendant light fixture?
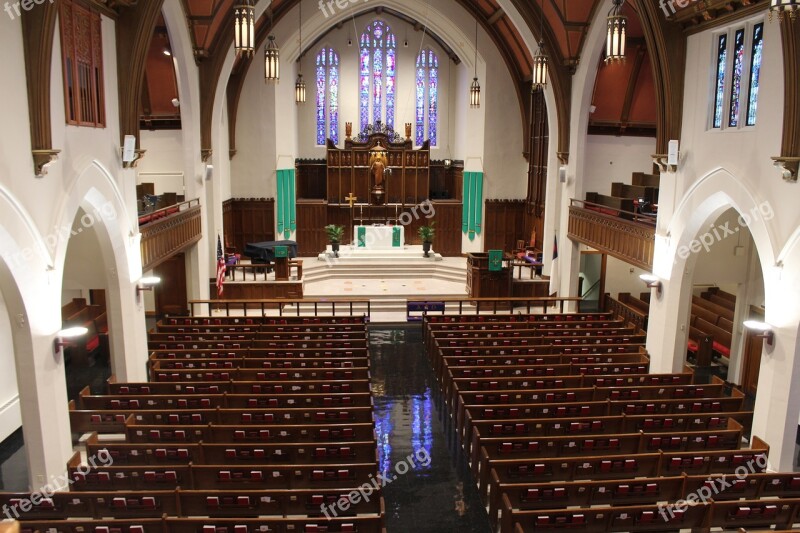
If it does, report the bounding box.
[532,0,548,89]
[295,0,306,103]
[605,0,627,62]
[470,19,481,108]
[264,6,280,82]
[770,0,799,20]
[234,0,255,56]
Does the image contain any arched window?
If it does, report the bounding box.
[359,20,396,132]
[415,49,439,146]
[316,47,339,145]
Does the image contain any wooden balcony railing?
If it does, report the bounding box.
[140,199,202,271]
[568,199,655,270]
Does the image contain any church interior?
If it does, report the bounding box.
[0,0,799,531]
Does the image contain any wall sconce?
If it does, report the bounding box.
[136,276,161,300]
[743,320,774,346]
[639,274,662,296]
[54,326,88,354]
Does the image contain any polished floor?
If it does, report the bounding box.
[370,326,492,533]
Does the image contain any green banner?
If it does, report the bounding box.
[462,172,484,241]
[392,226,401,247]
[276,169,297,239]
[358,226,366,247]
[488,249,503,272]
[274,245,288,258]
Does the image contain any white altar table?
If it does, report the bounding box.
[354,225,404,249]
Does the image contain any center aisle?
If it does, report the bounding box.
[369,326,492,532]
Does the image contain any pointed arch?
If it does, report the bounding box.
[359,20,397,132]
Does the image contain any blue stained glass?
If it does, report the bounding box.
[316,51,326,145]
[386,46,396,130]
[729,29,745,127]
[329,50,339,145]
[360,21,396,130]
[315,48,339,145]
[713,34,727,129]
[359,47,370,131]
[416,60,425,145]
[746,23,763,127]
[429,51,438,146]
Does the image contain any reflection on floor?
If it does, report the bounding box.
[369,326,491,533]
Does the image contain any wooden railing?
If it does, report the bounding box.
[604,293,648,332]
[407,296,584,317]
[188,298,371,318]
[140,200,202,271]
[568,199,655,270]
[225,261,303,281]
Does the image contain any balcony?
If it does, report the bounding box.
[140,199,202,271]
[568,199,655,270]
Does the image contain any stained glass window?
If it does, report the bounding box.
[414,50,439,146]
[746,23,763,127]
[359,21,396,131]
[712,34,727,129]
[315,47,339,145]
[728,29,745,127]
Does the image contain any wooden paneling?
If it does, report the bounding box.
[222,198,276,253]
[140,204,202,272]
[295,159,327,200]
[484,200,527,253]
[428,201,461,256]
[568,205,655,270]
[296,201,329,255]
[154,253,188,316]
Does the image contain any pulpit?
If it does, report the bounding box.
[273,245,289,280]
[466,252,512,299]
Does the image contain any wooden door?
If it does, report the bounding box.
[740,331,763,396]
[154,253,188,317]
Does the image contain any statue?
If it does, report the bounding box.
[345,122,352,140]
[405,123,412,140]
[369,148,388,190]
[368,147,388,205]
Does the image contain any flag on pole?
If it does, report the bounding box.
[216,235,226,298]
[548,235,559,296]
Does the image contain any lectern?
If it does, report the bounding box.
[273,245,289,281]
[466,252,512,299]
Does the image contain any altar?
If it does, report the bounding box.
[355,225,403,249]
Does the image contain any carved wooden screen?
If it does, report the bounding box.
[59,0,105,127]
[326,126,430,206]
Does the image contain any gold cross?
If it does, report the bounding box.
[345,192,357,208]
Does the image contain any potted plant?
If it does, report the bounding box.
[418,221,435,257]
[324,224,345,257]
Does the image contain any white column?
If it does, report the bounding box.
[13,327,73,488]
[106,269,148,382]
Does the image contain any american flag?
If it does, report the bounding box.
[216,235,225,298]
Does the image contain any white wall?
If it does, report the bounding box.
[137,130,187,196]
[0,293,21,443]
[583,134,656,194]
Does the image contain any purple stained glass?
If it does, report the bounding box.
[329,49,339,145]
[315,47,339,145]
[416,55,425,145]
[713,34,727,129]
[746,23,763,127]
[729,29,745,127]
[360,21,396,129]
[428,51,438,146]
[316,51,326,145]
[359,46,370,132]
[373,47,382,124]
